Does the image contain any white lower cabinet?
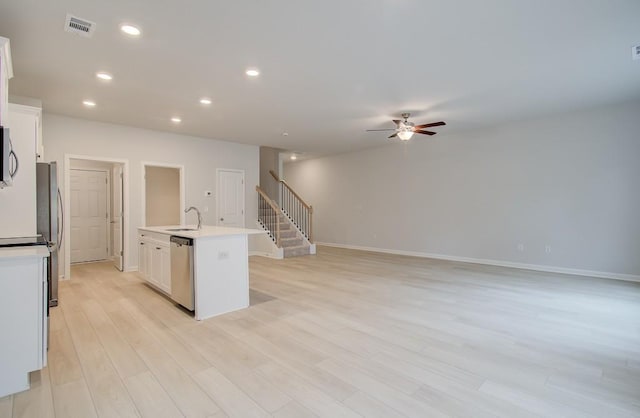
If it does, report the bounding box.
[138,239,148,279]
[0,247,48,397]
[138,235,171,295]
[160,245,171,293]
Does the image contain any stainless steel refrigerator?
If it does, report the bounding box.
[36,162,63,307]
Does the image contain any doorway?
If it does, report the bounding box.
[141,162,185,227]
[217,168,245,227]
[63,155,129,279]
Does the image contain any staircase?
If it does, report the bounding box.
[256,172,314,258]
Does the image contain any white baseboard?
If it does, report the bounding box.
[125,266,138,273]
[249,251,284,260]
[317,242,640,283]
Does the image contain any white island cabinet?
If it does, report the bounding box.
[137,230,171,294]
[138,225,265,320]
[0,246,49,397]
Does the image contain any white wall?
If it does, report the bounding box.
[259,146,281,202]
[43,114,259,273]
[284,100,640,277]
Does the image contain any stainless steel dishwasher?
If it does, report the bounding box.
[170,236,194,310]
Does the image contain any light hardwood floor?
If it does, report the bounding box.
[1,246,639,417]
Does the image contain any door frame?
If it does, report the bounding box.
[140,161,185,227]
[64,154,130,280]
[216,168,245,227]
[69,168,111,264]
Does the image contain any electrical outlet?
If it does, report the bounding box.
[218,251,229,260]
[517,243,525,252]
[545,245,552,254]
[203,206,209,213]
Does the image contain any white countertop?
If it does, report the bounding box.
[139,225,266,239]
[0,246,49,259]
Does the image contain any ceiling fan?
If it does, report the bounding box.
[366,113,446,140]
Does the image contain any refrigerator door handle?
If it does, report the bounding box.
[57,188,64,248]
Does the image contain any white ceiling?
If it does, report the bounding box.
[1,0,639,156]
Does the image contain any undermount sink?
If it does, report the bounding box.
[165,228,198,232]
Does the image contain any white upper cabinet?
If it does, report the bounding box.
[0,37,12,127]
[0,105,41,238]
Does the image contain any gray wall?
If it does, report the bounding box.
[43,113,259,272]
[284,100,640,276]
[259,146,280,201]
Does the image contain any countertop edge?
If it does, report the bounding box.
[138,225,266,239]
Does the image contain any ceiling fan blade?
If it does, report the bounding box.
[388,133,398,139]
[414,130,437,136]
[414,121,446,129]
[392,120,401,126]
[366,129,397,132]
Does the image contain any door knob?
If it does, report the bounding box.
[220,218,224,221]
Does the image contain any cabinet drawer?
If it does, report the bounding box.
[138,230,170,244]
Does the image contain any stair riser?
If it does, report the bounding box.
[279,230,297,239]
[280,239,303,248]
[283,247,311,257]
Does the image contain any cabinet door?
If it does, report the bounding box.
[1,106,38,238]
[160,246,171,294]
[149,245,163,286]
[138,240,147,279]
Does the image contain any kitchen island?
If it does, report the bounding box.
[138,225,265,320]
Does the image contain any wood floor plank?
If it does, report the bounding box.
[0,396,12,418]
[172,323,292,413]
[46,312,84,386]
[11,369,54,418]
[124,371,183,418]
[51,379,98,418]
[317,358,449,418]
[120,298,212,375]
[254,362,361,418]
[193,366,270,418]
[80,299,148,379]
[63,308,140,417]
[272,400,318,418]
[342,391,406,418]
[134,343,220,417]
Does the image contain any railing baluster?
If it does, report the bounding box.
[265,171,314,244]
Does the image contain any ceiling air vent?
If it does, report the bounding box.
[64,14,96,37]
[633,45,640,61]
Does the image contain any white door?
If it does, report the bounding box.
[111,165,124,271]
[70,170,109,263]
[217,169,245,227]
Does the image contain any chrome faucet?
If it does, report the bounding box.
[185,206,202,230]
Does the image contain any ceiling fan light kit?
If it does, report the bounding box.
[397,130,414,141]
[367,112,446,141]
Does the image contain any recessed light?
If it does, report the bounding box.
[245,68,260,77]
[171,117,182,123]
[83,100,96,107]
[199,98,212,105]
[290,155,297,161]
[120,24,141,36]
[96,72,113,81]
